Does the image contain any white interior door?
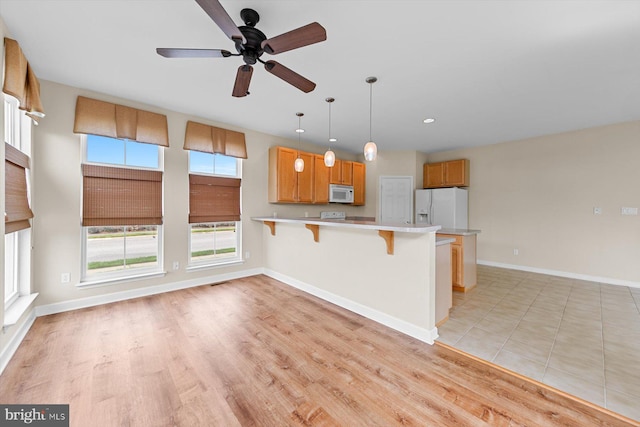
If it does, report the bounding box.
[379,176,414,223]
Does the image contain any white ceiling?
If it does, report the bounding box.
[1,0,639,154]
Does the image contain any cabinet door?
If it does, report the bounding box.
[451,244,463,288]
[329,159,342,184]
[276,147,298,202]
[444,159,469,187]
[424,163,444,188]
[352,162,366,205]
[313,154,330,204]
[341,161,353,186]
[297,152,315,203]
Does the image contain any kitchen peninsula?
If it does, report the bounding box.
[252,216,442,343]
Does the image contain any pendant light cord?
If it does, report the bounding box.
[369,82,373,141]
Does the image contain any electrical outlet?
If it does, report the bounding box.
[513,249,519,256]
[621,207,638,216]
[61,273,70,283]
[172,261,180,271]
[245,251,251,259]
[593,207,602,215]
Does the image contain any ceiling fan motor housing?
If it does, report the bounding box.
[236,9,266,65]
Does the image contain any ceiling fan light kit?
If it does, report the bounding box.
[157,0,327,97]
[364,76,378,162]
[324,97,336,167]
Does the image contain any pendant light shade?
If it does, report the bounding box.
[363,141,377,161]
[324,97,336,167]
[364,76,377,161]
[324,149,335,167]
[294,112,304,172]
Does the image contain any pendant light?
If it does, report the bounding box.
[294,112,305,172]
[363,76,378,161]
[324,97,336,167]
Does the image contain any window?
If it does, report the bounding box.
[81,135,163,282]
[4,95,32,310]
[188,151,242,268]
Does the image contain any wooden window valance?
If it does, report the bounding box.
[189,175,241,224]
[5,143,33,234]
[3,38,45,121]
[74,96,169,147]
[82,164,163,226]
[183,120,247,159]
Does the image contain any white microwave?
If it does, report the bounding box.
[329,184,354,203]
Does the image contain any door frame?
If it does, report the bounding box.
[378,176,414,223]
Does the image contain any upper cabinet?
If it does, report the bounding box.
[269,146,366,205]
[313,154,330,204]
[269,146,314,203]
[330,160,353,185]
[423,159,469,188]
[352,162,366,206]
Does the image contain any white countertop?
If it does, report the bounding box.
[252,216,442,233]
[437,228,482,236]
[436,237,456,246]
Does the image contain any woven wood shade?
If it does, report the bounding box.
[74,96,169,147]
[82,164,163,226]
[189,175,241,224]
[5,143,33,234]
[3,38,45,120]
[184,120,247,159]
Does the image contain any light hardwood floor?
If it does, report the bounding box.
[1,275,637,426]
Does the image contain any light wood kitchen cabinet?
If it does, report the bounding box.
[436,239,453,326]
[352,161,366,206]
[330,160,353,185]
[423,159,469,188]
[313,154,330,204]
[268,146,315,203]
[437,233,477,292]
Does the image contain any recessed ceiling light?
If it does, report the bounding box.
[329,138,337,142]
[423,118,436,124]
[295,128,305,133]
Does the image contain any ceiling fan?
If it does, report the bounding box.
[157,0,327,97]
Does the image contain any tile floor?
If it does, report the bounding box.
[437,265,640,422]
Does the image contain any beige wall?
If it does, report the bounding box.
[428,121,640,284]
[30,80,377,308]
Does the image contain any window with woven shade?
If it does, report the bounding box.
[186,124,243,268]
[75,104,166,282]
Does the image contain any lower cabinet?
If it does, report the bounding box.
[435,241,453,326]
[437,233,477,292]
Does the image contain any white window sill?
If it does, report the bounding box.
[78,271,166,289]
[4,293,39,327]
[186,259,245,272]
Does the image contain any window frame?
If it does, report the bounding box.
[187,151,243,269]
[80,134,165,284]
[4,95,33,311]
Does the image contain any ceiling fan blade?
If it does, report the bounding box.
[232,65,253,97]
[261,22,326,55]
[156,48,232,58]
[195,0,245,44]
[264,60,316,93]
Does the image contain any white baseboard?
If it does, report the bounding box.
[35,268,264,317]
[264,269,439,345]
[0,308,36,376]
[478,260,640,289]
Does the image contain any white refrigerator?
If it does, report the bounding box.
[415,188,468,229]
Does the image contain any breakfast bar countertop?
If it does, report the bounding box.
[437,228,482,236]
[251,216,442,233]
